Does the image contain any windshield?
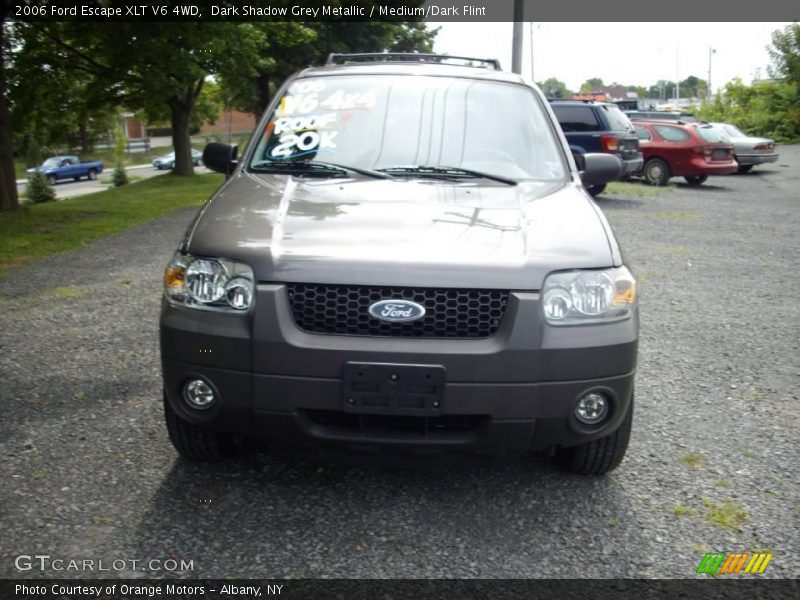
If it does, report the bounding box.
[42,158,61,168]
[250,75,567,182]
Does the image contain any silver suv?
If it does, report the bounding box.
[160,53,637,474]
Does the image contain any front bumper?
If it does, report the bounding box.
[161,285,638,455]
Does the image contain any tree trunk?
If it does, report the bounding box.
[78,118,91,154]
[170,100,193,176]
[169,80,204,176]
[0,16,20,212]
[256,74,271,116]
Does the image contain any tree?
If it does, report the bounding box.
[538,77,571,99]
[0,10,19,211]
[579,77,604,93]
[8,22,117,158]
[34,21,264,175]
[219,22,436,118]
[768,23,800,90]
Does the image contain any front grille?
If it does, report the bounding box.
[286,283,509,338]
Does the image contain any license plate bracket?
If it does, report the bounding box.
[342,362,446,417]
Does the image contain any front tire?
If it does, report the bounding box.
[643,158,670,186]
[163,393,233,462]
[552,394,634,475]
[684,175,707,185]
[587,183,607,197]
[47,175,57,186]
[737,165,753,174]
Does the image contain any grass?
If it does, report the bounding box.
[0,173,223,276]
[703,497,749,531]
[605,181,674,197]
[672,502,699,517]
[99,174,144,185]
[50,286,83,299]
[679,452,707,470]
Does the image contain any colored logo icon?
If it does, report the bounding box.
[697,552,773,574]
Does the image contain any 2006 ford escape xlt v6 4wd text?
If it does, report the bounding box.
[160,53,638,474]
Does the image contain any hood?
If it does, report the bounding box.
[186,172,617,290]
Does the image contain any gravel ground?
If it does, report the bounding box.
[1,149,798,580]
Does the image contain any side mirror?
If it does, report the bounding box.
[203,143,238,177]
[578,153,622,186]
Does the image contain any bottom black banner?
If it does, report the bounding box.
[2,579,799,600]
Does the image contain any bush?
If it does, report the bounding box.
[696,78,800,143]
[26,171,57,204]
[112,165,129,187]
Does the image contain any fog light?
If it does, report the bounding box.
[575,392,609,425]
[183,379,215,410]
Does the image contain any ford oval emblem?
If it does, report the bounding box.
[368,299,426,323]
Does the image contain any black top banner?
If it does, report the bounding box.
[7,0,800,22]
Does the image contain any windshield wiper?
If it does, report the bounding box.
[377,165,517,186]
[251,160,390,180]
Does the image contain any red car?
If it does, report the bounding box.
[631,120,738,186]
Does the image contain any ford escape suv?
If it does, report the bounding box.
[160,53,638,474]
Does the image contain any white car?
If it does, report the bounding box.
[709,123,779,173]
[153,149,203,170]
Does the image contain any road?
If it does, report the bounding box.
[0,151,798,580]
[16,164,211,200]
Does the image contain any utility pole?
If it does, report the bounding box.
[708,47,716,98]
[675,48,680,102]
[511,0,524,74]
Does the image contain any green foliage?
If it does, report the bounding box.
[768,23,800,87]
[695,78,800,142]
[218,22,437,116]
[25,170,56,204]
[538,77,571,99]
[111,121,128,187]
[111,165,128,187]
[8,22,117,157]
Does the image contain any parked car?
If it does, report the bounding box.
[160,52,637,474]
[631,120,738,185]
[550,99,642,196]
[626,110,699,123]
[153,149,203,170]
[708,123,779,173]
[26,155,104,184]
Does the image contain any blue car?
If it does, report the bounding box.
[550,100,643,196]
[27,155,104,184]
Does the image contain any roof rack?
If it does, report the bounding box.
[325,53,503,71]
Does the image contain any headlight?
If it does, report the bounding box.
[542,267,636,325]
[164,253,254,311]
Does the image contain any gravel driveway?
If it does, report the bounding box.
[1,148,798,580]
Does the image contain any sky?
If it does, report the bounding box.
[431,22,792,93]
